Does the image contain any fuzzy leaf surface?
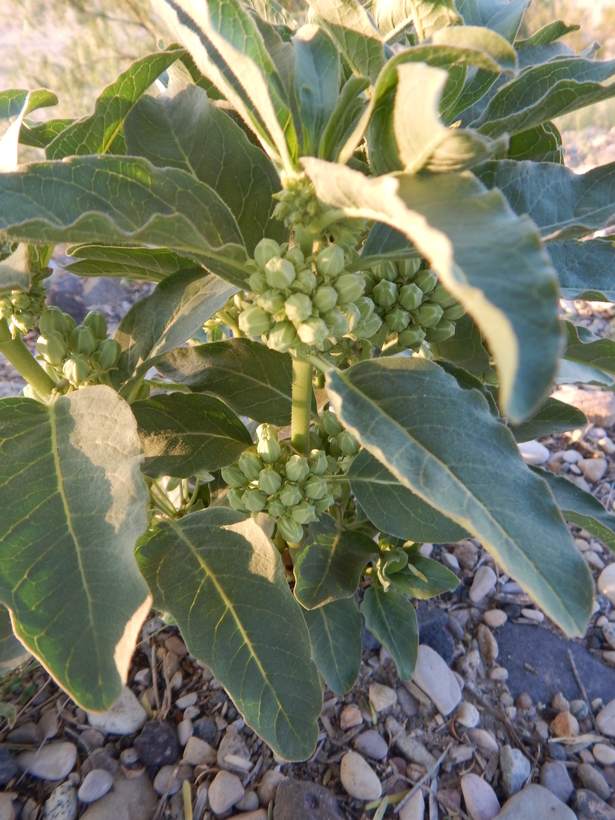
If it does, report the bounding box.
[509,397,587,442]
[293,24,340,155]
[65,246,199,283]
[456,0,529,42]
[372,0,461,41]
[302,597,361,695]
[361,585,418,680]
[430,315,492,379]
[549,240,615,301]
[0,89,58,171]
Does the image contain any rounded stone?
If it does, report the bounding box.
[134,721,180,767]
[78,769,113,804]
[598,700,615,737]
[44,782,77,820]
[578,763,612,801]
[340,751,382,801]
[469,567,497,604]
[483,610,507,628]
[235,791,260,812]
[540,761,575,804]
[17,741,77,781]
[209,770,245,814]
[217,729,251,774]
[258,770,286,807]
[595,744,615,766]
[455,702,480,728]
[399,790,425,820]
[354,730,389,761]
[183,736,216,766]
[177,719,193,747]
[467,729,499,756]
[368,683,397,712]
[551,711,579,738]
[86,687,147,736]
[497,784,576,820]
[153,765,184,797]
[500,746,531,797]
[412,645,462,716]
[80,793,129,820]
[461,773,500,820]
[598,565,615,606]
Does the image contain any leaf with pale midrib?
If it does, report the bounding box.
[302,597,361,695]
[372,0,461,41]
[361,584,418,680]
[65,246,199,283]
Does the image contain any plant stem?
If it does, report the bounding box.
[291,356,312,454]
[215,309,242,337]
[294,225,313,258]
[0,319,55,400]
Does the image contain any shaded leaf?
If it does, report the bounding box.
[318,75,369,162]
[0,244,31,294]
[0,606,30,676]
[361,584,418,680]
[563,321,615,378]
[510,397,587,443]
[65,246,198,283]
[550,239,615,301]
[456,0,529,42]
[137,508,322,760]
[429,314,493,380]
[19,118,73,149]
[359,222,418,267]
[0,388,151,710]
[389,555,459,599]
[507,123,563,163]
[302,597,361,694]
[293,24,340,155]
[516,20,580,49]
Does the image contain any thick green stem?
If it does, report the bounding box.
[291,356,312,455]
[0,319,55,399]
[294,225,314,258]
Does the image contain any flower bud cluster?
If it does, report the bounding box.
[362,259,466,351]
[0,286,46,337]
[237,238,382,355]
[35,307,121,390]
[272,173,324,229]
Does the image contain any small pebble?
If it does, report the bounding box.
[595,744,615,766]
[44,782,77,820]
[540,760,575,803]
[599,437,615,454]
[469,567,497,604]
[442,550,460,571]
[183,736,216,766]
[165,635,188,657]
[399,790,425,820]
[38,710,59,740]
[177,719,193,747]
[571,699,590,720]
[175,693,198,710]
[597,700,615,737]
[578,762,612,801]
[586,552,606,570]
[340,751,382,801]
[579,457,608,483]
[339,704,363,730]
[518,440,550,465]
[133,669,151,687]
[550,711,579,738]
[79,729,105,753]
[234,791,260,812]
[419,543,433,557]
[209,771,245,814]
[354,730,388,761]
[17,742,77,781]
[413,645,461,716]
[489,667,509,681]
[87,687,147,736]
[396,687,418,718]
[134,721,180,767]
[455,702,480,728]
[598,565,615,606]
[521,608,545,623]
[257,770,286,807]
[78,769,113,804]
[483,610,507,628]
[217,730,251,774]
[552,692,570,713]
[153,765,184,797]
[516,693,532,710]
[460,772,500,820]
[467,729,499,755]
[500,746,531,797]
[477,625,498,664]
[454,541,478,570]
[368,683,397,712]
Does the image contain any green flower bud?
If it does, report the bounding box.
[36,331,68,366]
[258,468,283,495]
[63,313,77,334]
[286,455,310,483]
[279,481,303,507]
[284,247,304,266]
[94,338,121,371]
[316,245,345,278]
[267,499,287,518]
[414,270,437,295]
[355,296,374,322]
[398,283,424,312]
[227,487,249,512]
[312,286,338,313]
[428,283,457,307]
[343,303,361,332]
[292,268,317,294]
[303,475,328,500]
[222,465,248,488]
[265,256,296,289]
[415,303,444,328]
[354,313,382,339]
[83,311,107,340]
[334,273,364,306]
[257,435,281,464]
[398,257,422,280]
[69,325,97,357]
[12,311,35,333]
[373,280,398,308]
[314,493,335,514]
[277,514,304,544]
[290,501,317,525]
[337,430,360,455]
[257,423,278,442]
[267,321,297,353]
[398,327,426,348]
[442,303,466,321]
[238,451,264,481]
[257,289,286,314]
[63,354,91,386]
[425,321,455,342]
[308,449,328,476]
[384,306,410,332]
[371,261,398,282]
[238,305,273,336]
[248,271,268,295]
[254,238,281,271]
[362,274,376,296]
[241,487,268,512]
[285,293,312,324]
[297,317,328,347]
[326,455,340,473]
[322,410,343,437]
[323,308,349,338]
[11,293,30,310]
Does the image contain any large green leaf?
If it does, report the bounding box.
[293,515,379,609]
[456,0,529,42]
[507,123,563,163]
[152,0,296,170]
[532,467,615,553]
[132,392,251,478]
[136,508,322,760]
[510,397,587,443]
[389,554,459,599]
[372,0,461,41]
[302,597,361,695]
[549,240,615,301]
[155,338,295,425]
[472,57,615,138]
[325,357,593,637]
[361,585,418,680]
[563,322,615,378]
[65,246,199,283]
[303,157,561,422]
[20,118,73,149]
[515,20,580,49]
[0,388,151,710]
[477,160,615,241]
[0,607,31,676]
[348,449,468,542]
[429,314,493,380]
[307,0,384,82]
[0,89,58,170]
[124,83,283,255]
[114,269,237,390]
[318,75,369,162]
[46,50,182,159]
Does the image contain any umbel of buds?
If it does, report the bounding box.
[0,285,46,337]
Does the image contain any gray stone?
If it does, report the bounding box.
[397,687,418,718]
[399,790,425,820]
[500,747,531,797]
[112,770,158,820]
[413,645,462,715]
[192,716,217,744]
[182,736,216,766]
[80,793,130,820]
[578,763,612,801]
[217,730,251,774]
[0,748,18,787]
[81,748,118,778]
[539,761,575,804]
[273,779,344,820]
[8,721,42,744]
[78,769,113,804]
[340,751,381,801]
[388,718,436,768]
[354,730,388,761]
[153,765,185,797]
[598,701,615,738]
[496,785,576,819]
[0,795,13,820]
[258,770,286,807]
[44,782,77,820]
[573,789,615,820]
[87,687,147,736]
[17,741,77,781]
[235,791,260,812]
[134,721,179,767]
[209,771,245,814]
[461,773,500,820]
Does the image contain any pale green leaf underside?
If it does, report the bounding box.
[0,89,57,171]
[0,388,151,710]
[136,508,322,760]
[456,0,529,43]
[65,245,199,283]
[372,0,461,41]
[326,357,592,637]
[302,597,361,695]
[361,585,418,680]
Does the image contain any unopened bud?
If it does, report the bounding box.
[415,303,444,327]
[322,410,343,437]
[398,283,423,311]
[248,271,268,295]
[312,286,338,313]
[63,313,77,334]
[290,501,317,525]
[398,257,422,280]
[428,283,457,307]
[355,297,374,322]
[241,487,268,512]
[371,261,397,282]
[286,455,310,483]
[398,327,426,348]
[265,256,296,289]
[323,308,349,338]
[308,449,328,476]
[277,514,304,544]
[442,303,466,321]
[284,247,304,266]
[254,238,281,271]
[425,321,455,342]
[95,338,121,371]
[279,481,303,507]
[267,322,297,353]
[11,293,30,310]
[303,475,328,500]
[38,308,67,338]
[314,493,335,513]
[362,273,376,296]
[334,273,364,306]
[384,306,410,332]
[238,451,264,481]
[257,289,286,314]
[316,245,345,278]
[373,279,398,308]
[284,293,312,324]
[259,468,283,495]
[222,465,248,488]
[257,435,281,464]
[337,430,360,455]
[63,354,91,386]
[293,268,317,294]
[69,325,97,357]
[267,499,287,518]
[83,311,107,340]
[36,331,68,366]
[414,269,437,294]
[227,487,249,512]
[354,313,382,339]
[238,305,273,336]
[297,317,328,346]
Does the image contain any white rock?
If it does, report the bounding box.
[483,610,507,628]
[78,769,113,804]
[399,790,425,820]
[597,700,615,737]
[518,441,550,465]
[133,668,151,687]
[562,450,583,463]
[209,771,245,815]
[599,437,615,454]
[469,567,497,604]
[461,773,500,820]
[419,543,433,557]
[490,667,509,681]
[17,742,77,781]
[183,736,216,766]
[594,743,615,766]
[412,645,461,716]
[599,564,615,605]
[467,729,499,756]
[175,693,197,710]
[441,551,460,571]
[579,457,608,483]
[455,702,480,728]
[340,751,382,801]
[368,683,397,712]
[521,608,545,623]
[585,551,606,571]
[177,719,193,746]
[87,687,146,736]
[354,730,389,761]
[257,770,286,807]
[44,782,77,820]
[499,746,531,797]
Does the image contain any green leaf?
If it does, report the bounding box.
[20,119,74,149]
[0,607,30,676]
[307,0,385,83]
[550,240,615,301]
[325,357,593,637]
[155,338,295,425]
[318,75,369,162]
[303,158,561,421]
[359,222,418,267]
[348,449,469,543]
[302,597,361,695]
[0,388,151,710]
[429,315,493,380]
[507,123,563,163]
[152,0,296,171]
[293,24,340,156]
[372,0,461,41]
[45,50,182,159]
[293,515,379,609]
[477,160,615,241]
[437,360,499,416]
[472,57,615,138]
[563,322,615,378]
[361,585,418,680]
[114,269,237,389]
[555,360,615,389]
[532,467,615,553]
[0,89,58,170]
[389,555,459,599]
[510,397,587,443]
[124,83,283,255]
[136,508,322,760]
[132,392,252,478]
[65,246,199,283]
[0,244,31,293]
[456,0,529,42]
[516,20,580,49]
[244,0,298,29]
